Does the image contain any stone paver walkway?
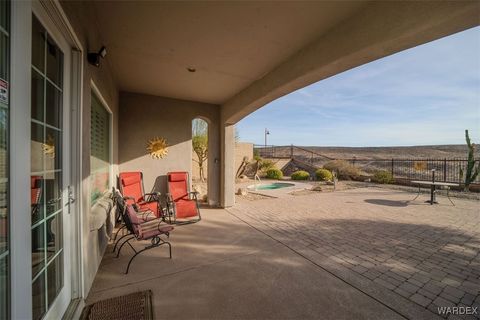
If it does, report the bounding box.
[228,186,480,319]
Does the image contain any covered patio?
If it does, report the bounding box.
[71,1,478,318]
[4,1,479,319]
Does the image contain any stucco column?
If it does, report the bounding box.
[220,124,235,207]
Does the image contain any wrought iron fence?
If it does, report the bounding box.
[254,145,479,184]
[344,158,479,184]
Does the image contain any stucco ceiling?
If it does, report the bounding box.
[92,1,368,105]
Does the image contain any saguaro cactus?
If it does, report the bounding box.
[460,130,480,191]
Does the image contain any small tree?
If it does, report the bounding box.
[460,129,480,191]
[252,154,274,177]
[192,119,208,182]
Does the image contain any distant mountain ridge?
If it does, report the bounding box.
[263,144,478,160]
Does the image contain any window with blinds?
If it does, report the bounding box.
[90,93,111,204]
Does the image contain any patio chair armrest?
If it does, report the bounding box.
[141,210,155,221]
[189,191,199,200]
[145,192,161,202]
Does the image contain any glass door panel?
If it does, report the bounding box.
[0,0,9,319]
[30,14,64,320]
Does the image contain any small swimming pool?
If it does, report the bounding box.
[247,182,295,190]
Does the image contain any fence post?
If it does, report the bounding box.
[391,159,394,177]
[443,158,447,182]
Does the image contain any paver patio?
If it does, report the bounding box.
[228,185,480,319]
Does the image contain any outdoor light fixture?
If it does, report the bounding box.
[264,128,270,149]
[88,46,107,67]
[187,67,196,73]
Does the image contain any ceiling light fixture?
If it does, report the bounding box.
[88,46,107,67]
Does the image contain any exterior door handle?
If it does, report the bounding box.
[66,185,75,214]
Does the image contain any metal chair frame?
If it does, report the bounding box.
[112,193,173,274]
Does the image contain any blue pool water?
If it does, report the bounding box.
[248,182,295,190]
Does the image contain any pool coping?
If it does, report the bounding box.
[241,180,312,198]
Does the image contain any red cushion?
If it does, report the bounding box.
[175,199,198,219]
[122,175,140,187]
[169,181,188,201]
[126,205,142,237]
[31,175,41,188]
[168,172,187,182]
[140,224,174,240]
[138,201,160,218]
[31,189,41,205]
[119,172,143,203]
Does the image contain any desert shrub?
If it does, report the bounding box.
[315,168,333,181]
[372,170,394,184]
[291,170,310,180]
[266,168,283,179]
[260,159,275,171]
[323,160,360,180]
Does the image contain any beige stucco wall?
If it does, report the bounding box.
[60,0,120,297]
[234,142,253,177]
[118,92,221,206]
[192,142,253,181]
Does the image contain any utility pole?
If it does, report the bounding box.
[264,128,270,148]
[264,128,270,157]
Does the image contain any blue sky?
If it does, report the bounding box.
[237,27,480,147]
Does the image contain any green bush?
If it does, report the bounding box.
[315,168,333,181]
[323,160,360,180]
[260,159,275,171]
[266,168,283,179]
[372,170,394,184]
[291,170,310,180]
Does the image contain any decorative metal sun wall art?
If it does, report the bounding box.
[42,134,55,158]
[147,137,169,159]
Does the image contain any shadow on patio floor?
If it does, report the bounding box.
[364,199,410,207]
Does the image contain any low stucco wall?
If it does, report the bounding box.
[234,142,253,177]
[118,92,221,205]
[193,142,253,181]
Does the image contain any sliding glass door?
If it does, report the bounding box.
[0,1,9,319]
[30,11,73,319]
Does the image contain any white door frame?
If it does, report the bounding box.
[9,0,84,318]
[10,1,33,319]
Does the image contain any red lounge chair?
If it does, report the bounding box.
[119,172,163,219]
[31,175,42,218]
[166,171,201,224]
[114,195,173,274]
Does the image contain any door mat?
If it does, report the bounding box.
[80,290,153,320]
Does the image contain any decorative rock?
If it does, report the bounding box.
[237,188,248,195]
[325,181,334,185]
[311,185,323,192]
